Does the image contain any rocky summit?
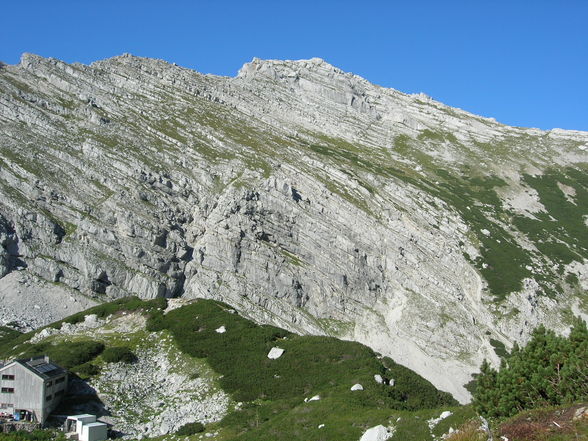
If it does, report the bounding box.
[0,54,587,402]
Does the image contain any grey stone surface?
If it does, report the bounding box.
[0,54,587,401]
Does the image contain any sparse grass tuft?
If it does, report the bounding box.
[444,419,487,441]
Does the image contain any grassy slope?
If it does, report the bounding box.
[0,298,465,440]
[148,299,458,440]
[3,297,584,440]
[0,297,166,376]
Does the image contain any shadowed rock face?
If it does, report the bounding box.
[1,53,587,401]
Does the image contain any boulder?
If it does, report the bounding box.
[267,347,285,359]
[359,425,393,441]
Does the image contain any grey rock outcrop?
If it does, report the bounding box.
[1,54,587,401]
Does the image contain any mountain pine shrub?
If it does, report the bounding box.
[473,318,588,418]
[102,346,136,363]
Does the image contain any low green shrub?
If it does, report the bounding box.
[102,346,136,363]
[176,421,205,435]
[74,362,101,379]
[474,318,588,419]
[145,310,166,332]
[0,429,66,440]
[20,340,105,369]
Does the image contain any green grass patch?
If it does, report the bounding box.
[55,296,166,327]
[513,167,588,268]
[0,297,167,361]
[280,248,304,267]
[0,429,66,441]
[431,170,532,298]
[0,325,21,345]
[417,129,458,144]
[152,299,458,440]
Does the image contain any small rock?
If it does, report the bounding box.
[427,410,453,429]
[215,325,226,333]
[305,395,320,402]
[573,406,588,420]
[439,411,452,419]
[85,314,98,324]
[374,374,383,384]
[388,378,395,386]
[318,424,325,429]
[351,383,364,391]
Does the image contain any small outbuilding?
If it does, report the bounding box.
[64,414,108,441]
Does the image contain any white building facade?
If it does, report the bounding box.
[0,356,68,423]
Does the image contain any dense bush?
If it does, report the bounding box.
[473,318,588,419]
[20,340,105,369]
[145,310,166,332]
[176,421,205,435]
[102,346,136,363]
[74,362,101,379]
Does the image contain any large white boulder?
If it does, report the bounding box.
[359,425,393,441]
[267,347,285,359]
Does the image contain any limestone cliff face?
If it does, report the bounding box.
[1,54,587,401]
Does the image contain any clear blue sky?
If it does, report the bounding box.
[2,1,587,131]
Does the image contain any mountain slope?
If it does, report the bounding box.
[0,54,587,401]
[0,297,464,440]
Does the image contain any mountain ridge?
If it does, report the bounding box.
[0,52,586,402]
